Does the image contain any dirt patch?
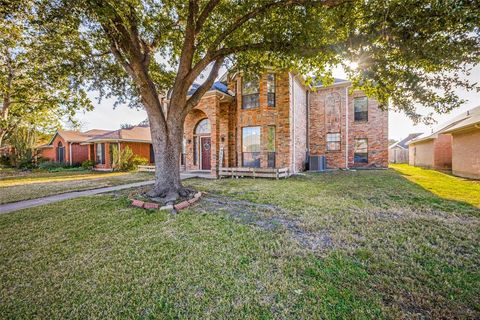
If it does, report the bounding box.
[196,194,334,252]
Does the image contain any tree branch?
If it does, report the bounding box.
[195,0,222,34]
[184,57,224,117]
[171,0,198,98]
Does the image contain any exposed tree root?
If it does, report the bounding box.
[144,186,196,205]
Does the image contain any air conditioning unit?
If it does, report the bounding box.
[309,155,326,172]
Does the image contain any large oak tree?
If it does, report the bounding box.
[24,0,479,199]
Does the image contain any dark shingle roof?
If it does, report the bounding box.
[389,133,423,149]
[187,81,230,96]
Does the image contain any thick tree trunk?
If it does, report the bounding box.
[145,99,189,200]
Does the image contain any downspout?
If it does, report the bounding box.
[345,86,349,170]
[69,142,73,166]
[291,74,296,174]
[306,90,309,170]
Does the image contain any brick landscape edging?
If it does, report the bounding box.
[129,191,202,211]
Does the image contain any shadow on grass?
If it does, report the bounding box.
[390,165,480,212]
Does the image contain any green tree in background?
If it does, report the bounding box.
[0,2,92,147]
[5,0,479,199]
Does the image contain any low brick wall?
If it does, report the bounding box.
[129,192,202,212]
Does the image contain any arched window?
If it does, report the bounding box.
[58,141,63,147]
[194,118,211,135]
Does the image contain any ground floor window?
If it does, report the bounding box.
[354,138,368,163]
[96,143,105,164]
[267,126,276,168]
[193,137,197,165]
[57,142,65,163]
[180,138,186,166]
[149,144,155,164]
[242,126,261,167]
[326,133,341,151]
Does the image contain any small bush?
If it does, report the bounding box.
[81,160,95,170]
[132,156,149,169]
[0,155,11,167]
[112,146,148,171]
[38,161,66,170]
[48,167,86,172]
[36,156,51,164]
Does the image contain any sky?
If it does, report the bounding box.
[74,66,479,141]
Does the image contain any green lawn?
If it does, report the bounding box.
[0,169,478,319]
[390,164,480,208]
[0,170,153,204]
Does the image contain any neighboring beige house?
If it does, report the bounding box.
[389,133,422,164]
[408,132,452,171]
[442,107,480,179]
[409,106,480,179]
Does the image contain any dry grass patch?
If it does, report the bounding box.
[0,170,153,204]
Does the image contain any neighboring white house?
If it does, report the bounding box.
[388,133,422,164]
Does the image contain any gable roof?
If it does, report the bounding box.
[389,133,423,149]
[442,106,480,134]
[84,126,152,143]
[409,106,480,144]
[314,78,349,88]
[48,129,111,144]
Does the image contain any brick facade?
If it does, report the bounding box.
[309,83,388,169]
[433,134,452,170]
[92,141,153,170]
[409,133,452,171]
[40,134,90,165]
[182,71,388,175]
[451,129,479,179]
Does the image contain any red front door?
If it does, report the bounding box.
[200,136,211,170]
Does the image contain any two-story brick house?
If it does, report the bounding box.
[182,71,388,175]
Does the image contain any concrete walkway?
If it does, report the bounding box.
[0,172,213,215]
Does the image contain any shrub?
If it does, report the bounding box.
[38,161,67,170]
[81,160,95,170]
[132,156,149,169]
[0,155,11,167]
[112,146,148,171]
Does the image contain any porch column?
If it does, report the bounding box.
[104,142,111,169]
[69,142,73,166]
[211,100,220,177]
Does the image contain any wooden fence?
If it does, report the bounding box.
[138,165,155,172]
[139,165,290,179]
[219,167,289,179]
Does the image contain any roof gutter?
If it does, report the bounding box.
[81,139,153,145]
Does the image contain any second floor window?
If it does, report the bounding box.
[326,133,341,151]
[354,97,368,122]
[267,73,276,107]
[242,75,259,109]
